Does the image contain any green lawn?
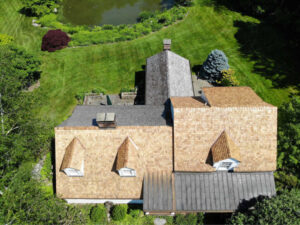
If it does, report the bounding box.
[0,0,296,125]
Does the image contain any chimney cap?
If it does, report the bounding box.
[163,39,171,45]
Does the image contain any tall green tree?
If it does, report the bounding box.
[275,96,300,189]
[0,45,51,186]
[0,163,85,224]
[227,189,300,225]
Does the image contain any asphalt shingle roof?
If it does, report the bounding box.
[59,105,171,127]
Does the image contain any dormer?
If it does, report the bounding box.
[116,137,139,177]
[60,137,85,177]
[211,131,241,171]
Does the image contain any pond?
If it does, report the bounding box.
[60,0,174,26]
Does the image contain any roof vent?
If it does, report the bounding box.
[163,39,171,51]
[96,113,116,128]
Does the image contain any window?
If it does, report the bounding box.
[219,162,232,170]
[63,168,84,177]
[63,160,84,177]
[119,168,136,177]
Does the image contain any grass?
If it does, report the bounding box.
[0,0,297,125]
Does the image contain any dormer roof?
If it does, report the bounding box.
[116,137,140,170]
[211,131,241,163]
[60,137,85,171]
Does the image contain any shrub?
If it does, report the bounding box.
[138,11,155,22]
[175,0,193,6]
[175,213,197,225]
[90,205,107,223]
[197,213,205,225]
[111,204,128,221]
[0,33,14,45]
[129,209,143,218]
[202,49,229,82]
[218,69,240,86]
[21,0,61,17]
[41,29,71,52]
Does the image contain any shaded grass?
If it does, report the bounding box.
[0,0,296,125]
[0,0,47,51]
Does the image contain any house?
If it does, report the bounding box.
[55,40,277,214]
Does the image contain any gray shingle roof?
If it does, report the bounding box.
[59,105,171,127]
[143,172,276,212]
[145,51,194,105]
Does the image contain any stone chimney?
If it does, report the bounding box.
[163,39,171,51]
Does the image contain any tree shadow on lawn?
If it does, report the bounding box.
[204,0,300,91]
[233,20,299,90]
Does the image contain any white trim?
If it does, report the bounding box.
[65,199,143,204]
[213,158,240,171]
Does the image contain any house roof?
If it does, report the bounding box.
[211,131,241,163]
[145,50,194,105]
[116,137,140,170]
[59,105,171,127]
[60,137,85,171]
[144,172,276,212]
[202,87,272,107]
[170,96,208,108]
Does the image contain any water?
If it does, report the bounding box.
[60,0,174,26]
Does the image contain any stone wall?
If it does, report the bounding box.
[55,126,173,199]
[173,106,277,172]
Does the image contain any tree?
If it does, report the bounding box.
[276,96,300,189]
[201,49,229,83]
[0,45,51,186]
[227,189,300,225]
[41,29,71,52]
[0,163,85,224]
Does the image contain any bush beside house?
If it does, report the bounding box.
[90,205,107,223]
[111,204,128,221]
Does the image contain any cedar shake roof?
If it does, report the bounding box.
[170,97,208,108]
[116,137,140,170]
[211,131,241,163]
[60,137,85,171]
[59,105,171,127]
[202,87,272,107]
[145,50,194,105]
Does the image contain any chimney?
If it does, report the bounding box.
[163,39,171,51]
[96,113,116,128]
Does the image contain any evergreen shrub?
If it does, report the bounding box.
[111,204,128,221]
[202,49,229,82]
[219,69,240,86]
[175,213,197,225]
[90,205,107,223]
[129,209,143,218]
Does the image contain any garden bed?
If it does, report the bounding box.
[36,6,188,46]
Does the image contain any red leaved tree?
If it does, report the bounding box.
[41,29,71,52]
